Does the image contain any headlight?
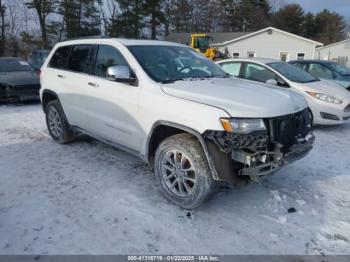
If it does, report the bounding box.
[306,91,342,104]
[220,118,266,134]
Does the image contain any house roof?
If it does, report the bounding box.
[211,27,323,47]
[164,32,252,45]
[316,38,350,51]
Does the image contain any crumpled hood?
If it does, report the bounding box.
[300,79,350,99]
[161,78,308,118]
[0,71,39,86]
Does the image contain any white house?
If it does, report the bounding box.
[316,38,350,67]
[212,27,323,61]
[165,27,323,61]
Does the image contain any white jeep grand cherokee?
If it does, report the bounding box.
[40,38,314,209]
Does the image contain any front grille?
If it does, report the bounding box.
[267,109,311,153]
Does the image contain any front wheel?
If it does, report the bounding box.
[154,133,217,209]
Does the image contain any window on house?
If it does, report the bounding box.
[233,53,239,58]
[247,52,256,58]
[297,53,305,60]
[280,52,289,62]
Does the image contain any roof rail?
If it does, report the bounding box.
[61,36,114,42]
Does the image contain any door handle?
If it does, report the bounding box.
[57,74,65,79]
[88,82,99,87]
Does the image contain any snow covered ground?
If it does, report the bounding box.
[0,102,350,255]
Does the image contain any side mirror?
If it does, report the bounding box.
[107,65,136,84]
[266,79,278,86]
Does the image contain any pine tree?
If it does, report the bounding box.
[144,0,164,39]
[59,0,101,39]
[272,4,305,34]
[314,9,347,45]
[302,12,316,39]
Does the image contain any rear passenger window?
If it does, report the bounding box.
[67,45,96,74]
[49,46,71,69]
[220,62,242,77]
[95,45,128,78]
[243,63,277,83]
[293,63,308,71]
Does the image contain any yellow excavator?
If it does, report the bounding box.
[190,33,227,60]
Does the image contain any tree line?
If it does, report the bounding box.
[0,0,348,57]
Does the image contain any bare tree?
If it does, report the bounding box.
[0,0,5,56]
[6,0,22,56]
[25,0,57,49]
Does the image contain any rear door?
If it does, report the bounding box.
[57,44,97,130]
[83,44,142,152]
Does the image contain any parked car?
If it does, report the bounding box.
[289,60,350,90]
[216,58,350,125]
[40,39,314,208]
[28,50,50,70]
[0,57,40,101]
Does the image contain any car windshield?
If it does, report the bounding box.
[268,62,319,83]
[127,45,228,83]
[329,62,350,76]
[0,59,34,72]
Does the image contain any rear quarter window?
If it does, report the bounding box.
[49,46,71,69]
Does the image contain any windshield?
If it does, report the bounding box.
[268,62,319,83]
[0,59,34,72]
[330,62,350,76]
[128,45,227,83]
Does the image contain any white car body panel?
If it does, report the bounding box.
[161,77,307,118]
[217,58,350,125]
[40,39,308,159]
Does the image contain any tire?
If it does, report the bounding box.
[308,109,314,126]
[45,100,75,144]
[154,133,217,209]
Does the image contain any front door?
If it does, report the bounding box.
[84,45,141,152]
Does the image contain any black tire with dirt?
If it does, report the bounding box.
[154,133,217,209]
[45,100,75,144]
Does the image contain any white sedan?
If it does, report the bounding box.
[216,58,350,125]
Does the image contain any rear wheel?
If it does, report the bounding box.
[45,100,75,144]
[154,133,217,209]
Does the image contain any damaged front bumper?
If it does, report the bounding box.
[232,133,314,178]
[204,109,315,183]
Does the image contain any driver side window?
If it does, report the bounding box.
[95,45,128,78]
[242,63,278,83]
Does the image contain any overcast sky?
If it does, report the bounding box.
[286,0,350,21]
